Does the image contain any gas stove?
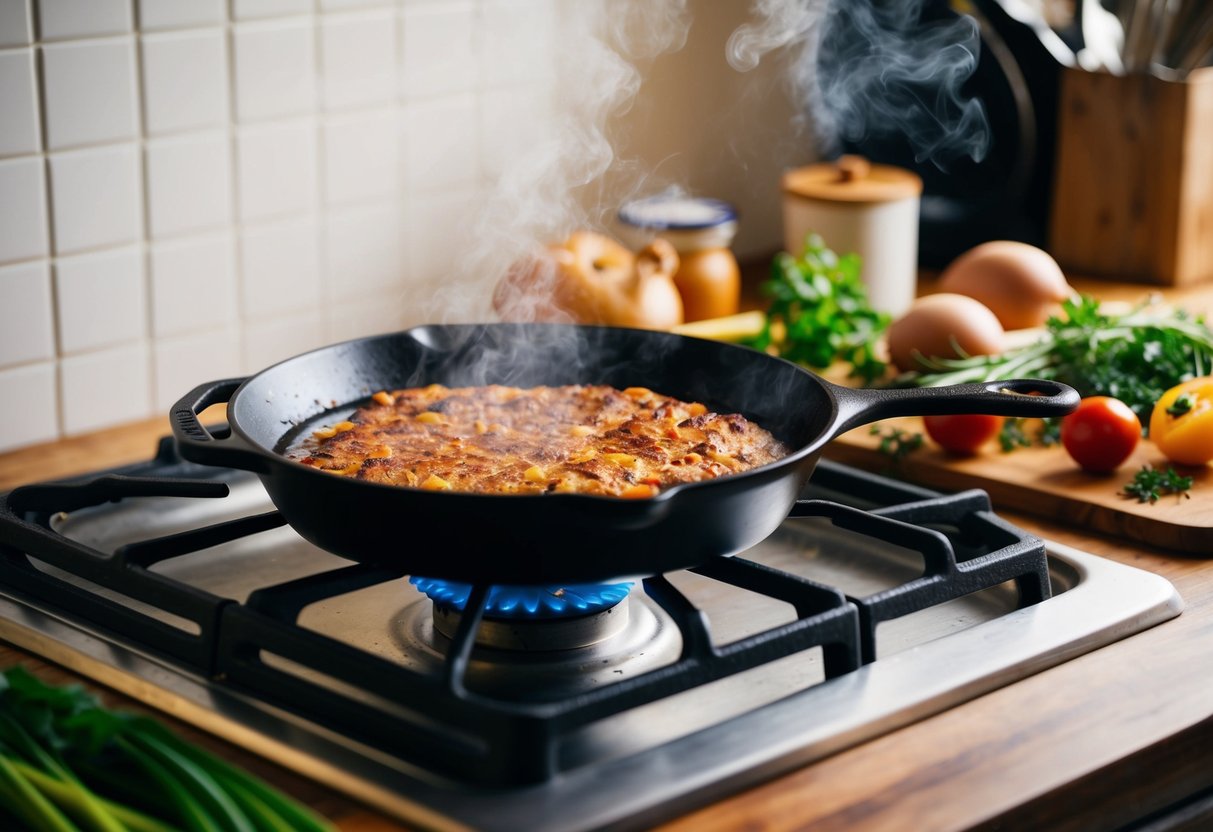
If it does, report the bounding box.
[0,439,1181,831]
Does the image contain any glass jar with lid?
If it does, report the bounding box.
[618,196,740,323]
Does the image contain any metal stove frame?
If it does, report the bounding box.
[0,439,1183,831]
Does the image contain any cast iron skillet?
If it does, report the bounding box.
[172,324,1077,584]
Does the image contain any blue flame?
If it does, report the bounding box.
[410,577,633,619]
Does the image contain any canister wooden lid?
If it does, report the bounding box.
[782,155,922,204]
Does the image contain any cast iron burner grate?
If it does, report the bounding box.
[0,439,1050,787]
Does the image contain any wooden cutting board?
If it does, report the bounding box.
[826,420,1213,555]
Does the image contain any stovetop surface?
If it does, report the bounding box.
[0,441,1184,832]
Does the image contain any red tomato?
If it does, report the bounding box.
[1060,396,1141,473]
[923,413,1005,455]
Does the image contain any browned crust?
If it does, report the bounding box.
[289,384,788,498]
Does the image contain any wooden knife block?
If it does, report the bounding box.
[1050,67,1213,285]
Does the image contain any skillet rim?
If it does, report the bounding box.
[221,322,839,506]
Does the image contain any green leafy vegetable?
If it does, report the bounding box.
[744,234,890,383]
[899,295,1213,427]
[0,665,336,832]
[869,425,923,462]
[997,416,1061,452]
[1121,465,1194,504]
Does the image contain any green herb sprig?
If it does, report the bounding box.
[0,666,335,832]
[745,234,890,383]
[1121,465,1194,503]
[899,295,1213,427]
[870,425,924,462]
[998,416,1061,452]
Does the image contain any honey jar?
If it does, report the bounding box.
[618,197,741,323]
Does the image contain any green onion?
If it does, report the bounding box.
[13,760,179,832]
[0,667,337,832]
[0,752,80,832]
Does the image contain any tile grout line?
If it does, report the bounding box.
[26,0,67,441]
[130,0,158,424]
[226,0,249,377]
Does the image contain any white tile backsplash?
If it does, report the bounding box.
[41,37,138,149]
[321,0,392,11]
[150,233,236,337]
[236,120,317,221]
[60,343,151,435]
[320,9,396,110]
[324,203,402,293]
[48,144,142,254]
[243,310,325,372]
[1,0,566,450]
[137,0,226,31]
[0,363,59,452]
[37,0,132,40]
[153,329,241,411]
[401,94,478,191]
[0,260,55,367]
[401,2,477,98]
[240,218,321,318]
[404,188,478,288]
[323,110,397,205]
[0,48,40,156]
[232,0,312,20]
[0,156,49,262]
[233,19,316,122]
[0,1,33,48]
[481,0,555,88]
[327,297,406,343]
[480,85,555,178]
[54,246,145,354]
[146,133,232,237]
[140,29,228,135]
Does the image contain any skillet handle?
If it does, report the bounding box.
[829,379,1080,436]
[171,378,270,474]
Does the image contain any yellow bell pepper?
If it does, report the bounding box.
[1149,377,1213,466]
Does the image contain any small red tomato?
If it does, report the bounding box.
[923,413,1005,455]
[1060,396,1141,473]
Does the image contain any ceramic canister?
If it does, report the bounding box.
[782,156,923,317]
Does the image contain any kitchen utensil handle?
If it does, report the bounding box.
[829,379,1080,435]
[171,378,270,474]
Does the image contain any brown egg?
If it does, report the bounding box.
[886,293,1006,372]
[938,241,1072,330]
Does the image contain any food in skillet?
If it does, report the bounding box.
[290,384,789,498]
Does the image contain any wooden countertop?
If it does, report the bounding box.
[4,277,1213,831]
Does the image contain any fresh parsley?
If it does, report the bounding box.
[870,425,924,462]
[1121,465,1194,503]
[745,234,890,383]
[998,417,1061,452]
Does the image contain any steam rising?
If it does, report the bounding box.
[424,1,691,382]
[728,0,990,168]
[439,1,691,328]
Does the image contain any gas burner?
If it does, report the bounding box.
[410,578,636,651]
[410,578,633,618]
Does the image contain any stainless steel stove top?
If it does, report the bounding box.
[0,452,1183,832]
